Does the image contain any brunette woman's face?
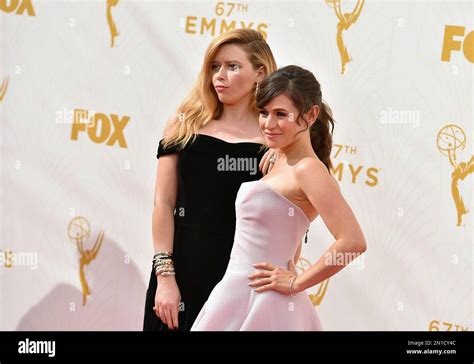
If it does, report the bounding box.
[211,44,261,104]
[258,93,318,149]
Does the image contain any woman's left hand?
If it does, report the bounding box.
[248,260,298,295]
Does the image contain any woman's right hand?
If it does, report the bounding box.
[259,149,277,175]
[154,276,181,330]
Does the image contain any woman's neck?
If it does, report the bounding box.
[219,95,256,125]
[276,133,316,165]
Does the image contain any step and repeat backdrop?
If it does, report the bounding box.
[0,0,472,331]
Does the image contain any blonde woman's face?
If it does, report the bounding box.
[211,44,259,105]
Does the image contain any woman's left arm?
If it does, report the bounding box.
[249,158,367,295]
[290,158,367,293]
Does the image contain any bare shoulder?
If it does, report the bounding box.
[295,157,340,192]
[162,114,180,137]
[295,157,328,178]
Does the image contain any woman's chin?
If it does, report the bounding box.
[265,139,281,148]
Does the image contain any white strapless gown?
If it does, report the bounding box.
[191,180,323,331]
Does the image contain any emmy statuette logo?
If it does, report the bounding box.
[68,217,105,305]
[437,124,473,227]
[106,0,120,47]
[0,76,9,103]
[326,0,365,75]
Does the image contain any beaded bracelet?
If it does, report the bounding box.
[153,251,175,277]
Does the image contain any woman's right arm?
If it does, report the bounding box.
[152,116,181,330]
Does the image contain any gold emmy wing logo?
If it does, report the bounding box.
[106,0,120,47]
[0,76,9,103]
[326,0,365,75]
[68,217,104,305]
[437,124,473,226]
[297,257,329,306]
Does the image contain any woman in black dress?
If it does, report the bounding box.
[143,29,277,331]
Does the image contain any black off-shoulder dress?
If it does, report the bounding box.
[143,134,266,331]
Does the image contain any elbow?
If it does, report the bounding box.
[153,199,175,215]
[348,237,367,254]
[358,242,367,254]
[154,197,174,209]
[355,239,367,254]
[352,229,367,254]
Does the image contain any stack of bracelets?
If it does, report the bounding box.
[153,251,175,277]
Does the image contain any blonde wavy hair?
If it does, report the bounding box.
[162,29,277,150]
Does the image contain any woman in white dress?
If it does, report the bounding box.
[191,65,367,331]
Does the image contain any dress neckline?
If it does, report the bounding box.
[196,133,265,146]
